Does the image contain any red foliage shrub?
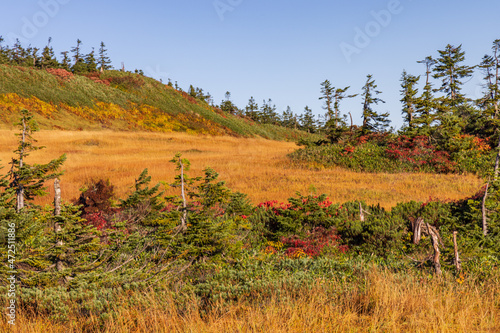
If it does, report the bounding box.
[281,227,348,258]
[46,68,73,81]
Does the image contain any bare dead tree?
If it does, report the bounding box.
[426,223,442,276]
[482,182,489,236]
[53,178,64,272]
[411,217,424,244]
[179,157,188,231]
[452,231,461,272]
[359,202,364,222]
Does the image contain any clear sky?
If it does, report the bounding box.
[1,0,500,129]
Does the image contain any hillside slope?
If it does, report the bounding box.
[0,65,305,140]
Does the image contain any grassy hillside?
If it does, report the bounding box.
[0,65,307,140]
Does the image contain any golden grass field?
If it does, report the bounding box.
[0,130,484,209]
[3,268,499,333]
[0,130,497,332]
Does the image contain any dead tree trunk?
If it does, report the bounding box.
[426,223,442,276]
[54,178,64,272]
[359,202,365,222]
[482,182,489,236]
[495,135,500,180]
[411,217,424,244]
[452,231,461,272]
[179,158,188,231]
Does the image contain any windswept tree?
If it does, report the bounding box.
[39,37,59,69]
[245,96,259,121]
[433,44,474,107]
[300,106,317,133]
[260,99,279,125]
[98,41,112,72]
[281,106,298,129]
[84,48,98,72]
[7,110,66,212]
[220,91,238,115]
[415,56,437,132]
[319,80,334,122]
[478,39,500,118]
[399,70,420,131]
[361,74,390,133]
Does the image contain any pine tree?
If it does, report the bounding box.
[361,74,390,133]
[281,106,298,128]
[7,110,66,212]
[478,40,500,118]
[245,96,260,121]
[98,41,112,72]
[399,70,420,131]
[319,80,335,123]
[300,106,316,133]
[414,56,437,133]
[71,39,86,73]
[39,37,59,69]
[84,48,97,72]
[433,44,474,106]
[0,36,10,64]
[220,91,238,115]
[60,51,71,71]
[260,99,279,125]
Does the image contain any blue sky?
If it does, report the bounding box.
[1,0,500,129]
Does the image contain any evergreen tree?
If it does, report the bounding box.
[245,96,260,121]
[98,41,112,72]
[39,37,59,69]
[84,48,98,72]
[0,36,10,64]
[361,74,390,133]
[399,70,420,131]
[7,110,66,212]
[71,39,86,73]
[300,106,316,133]
[433,44,474,106]
[281,106,298,128]
[478,40,500,118]
[260,98,279,124]
[59,51,71,71]
[220,91,238,115]
[319,80,335,123]
[414,56,437,133]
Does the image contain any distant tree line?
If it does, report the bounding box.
[2,36,499,145]
[0,36,118,74]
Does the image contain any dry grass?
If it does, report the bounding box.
[0,130,484,209]
[3,269,499,332]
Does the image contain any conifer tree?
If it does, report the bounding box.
[260,99,279,124]
[98,41,112,72]
[415,56,437,133]
[84,48,97,72]
[7,110,66,212]
[433,44,474,106]
[281,106,298,128]
[60,51,71,71]
[245,96,260,121]
[220,91,238,115]
[361,74,390,133]
[319,80,335,123]
[71,39,86,73]
[0,36,10,64]
[478,40,500,118]
[300,106,316,133]
[400,70,420,131]
[39,37,59,69]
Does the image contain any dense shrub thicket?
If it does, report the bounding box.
[0,111,499,324]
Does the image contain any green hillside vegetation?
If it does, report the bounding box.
[0,65,309,140]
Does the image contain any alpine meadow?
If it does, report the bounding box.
[1,2,500,332]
